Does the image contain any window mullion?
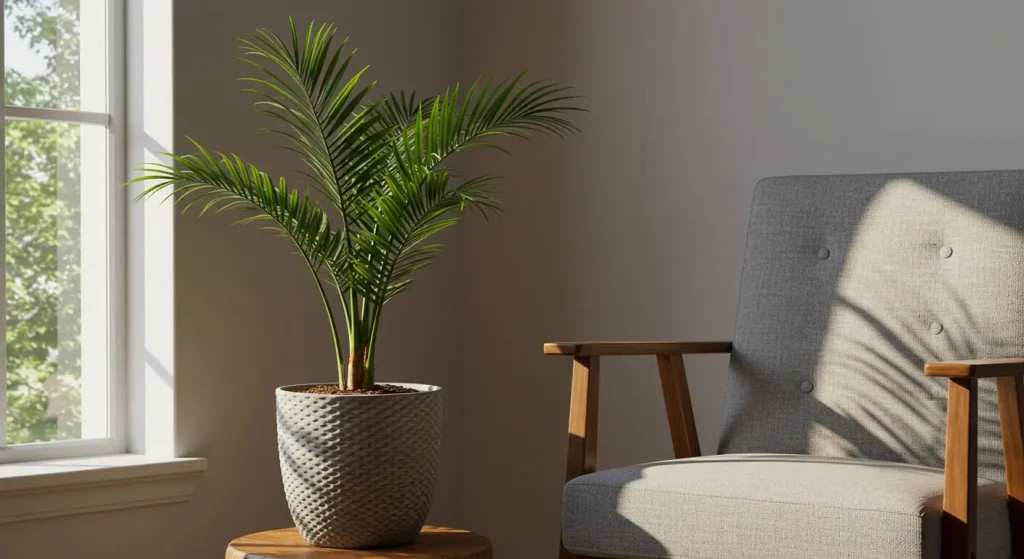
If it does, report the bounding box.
[107,0,127,448]
[4,106,110,127]
[78,0,113,442]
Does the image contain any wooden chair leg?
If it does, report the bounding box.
[561,357,600,559]
[998,376,1024,557]
[943,378,978,559]
[656,353,701,458]
[565,356,600,480]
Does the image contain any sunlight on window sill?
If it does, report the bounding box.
[0,454,207,523]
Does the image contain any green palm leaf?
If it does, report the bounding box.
[134,139,344,268]
[239,20,391,215]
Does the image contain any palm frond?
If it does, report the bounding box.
[131,139,344,272]
[239,19,391,216]
[379,72,582,179]
[342,170,492,306]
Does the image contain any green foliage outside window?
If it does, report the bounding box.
[5,0,82,444]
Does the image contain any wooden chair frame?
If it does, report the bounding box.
[545,342,1024,559]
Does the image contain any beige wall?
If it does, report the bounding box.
[0,1,464,558]
[460,0,1024,556]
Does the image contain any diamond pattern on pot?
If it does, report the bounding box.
[276,385,443,549]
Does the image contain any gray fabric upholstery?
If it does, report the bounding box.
[719,171,1024,482]
[562,454,1011,559]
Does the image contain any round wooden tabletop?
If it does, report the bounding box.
[226,527,492,559]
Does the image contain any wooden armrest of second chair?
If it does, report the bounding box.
[543,341,734,357]
[925,358,1024,558]
[544,340,733,559]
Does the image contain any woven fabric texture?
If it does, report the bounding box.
[276,383,442,548]
[562,454,1011,559]
[719,171,1024,482]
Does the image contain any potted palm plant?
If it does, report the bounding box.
[132,20,579,549]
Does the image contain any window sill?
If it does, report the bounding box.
[0,454,207,523]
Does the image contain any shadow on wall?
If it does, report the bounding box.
[590,172,1024,555]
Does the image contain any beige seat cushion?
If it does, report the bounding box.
[562,454,1011,559]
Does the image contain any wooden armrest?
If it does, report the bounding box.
[543,341,733,357]
[934,362,1024,558]
[925,358,1024,378]
[553,339,729,558]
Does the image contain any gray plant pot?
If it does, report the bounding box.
[275,382,443,548]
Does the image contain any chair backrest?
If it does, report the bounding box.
[717,171,1024,482]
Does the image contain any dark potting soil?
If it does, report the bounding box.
[299,383,420,395]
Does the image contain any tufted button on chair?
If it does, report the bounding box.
[546,171,1024,559]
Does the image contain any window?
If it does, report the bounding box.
[0,2,203,519]
[1,0,123,462]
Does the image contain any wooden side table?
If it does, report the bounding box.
[226,527,492,559]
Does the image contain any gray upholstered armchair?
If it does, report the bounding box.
[546,172,1024,559]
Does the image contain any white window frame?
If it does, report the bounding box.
[0,0,127,463]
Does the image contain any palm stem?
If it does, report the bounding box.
[365,300,384,383]
[347,344,367,389]
[355,222,380,386]
[301,256,346,385]
[344,272,358,388]
[328,280,353,387]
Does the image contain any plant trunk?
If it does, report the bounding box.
[347,347,367,390]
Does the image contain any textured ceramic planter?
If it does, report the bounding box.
[275,383,443,548]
